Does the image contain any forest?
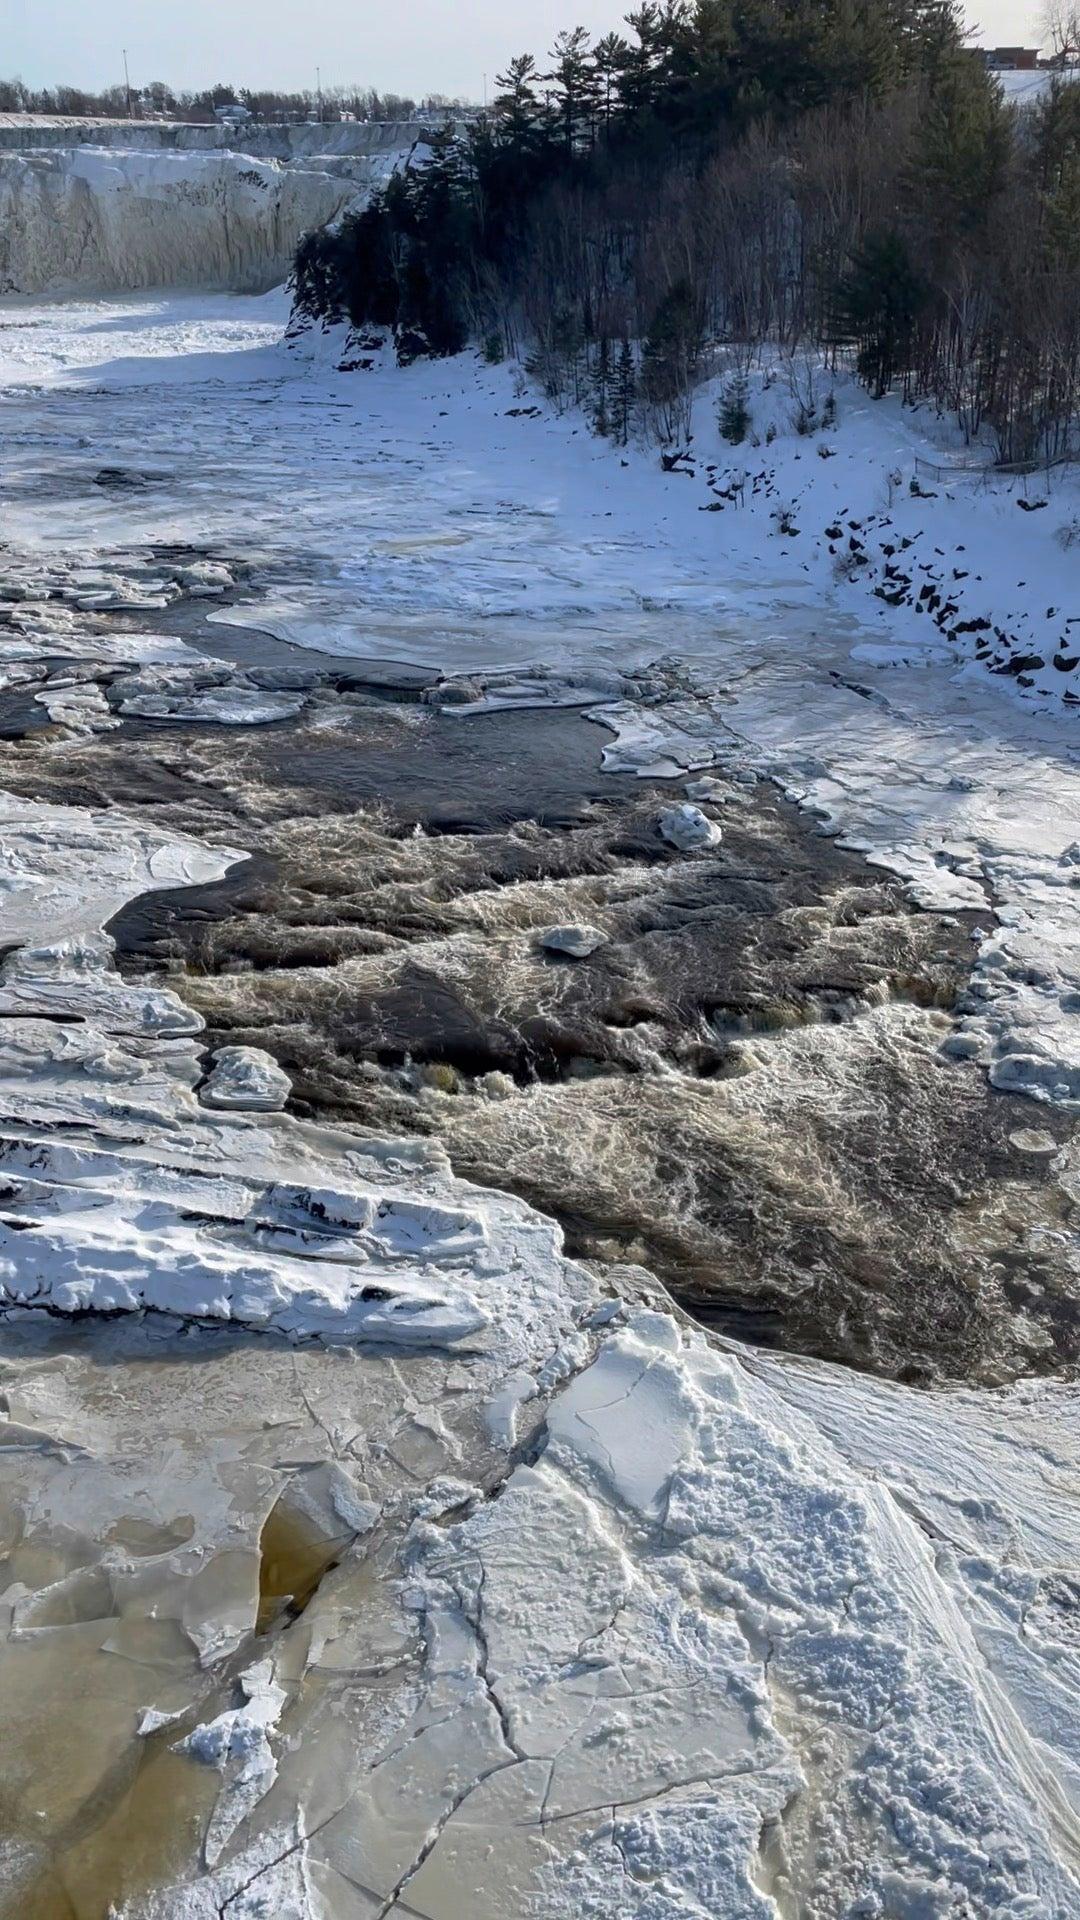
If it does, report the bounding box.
[292,0,1080,468]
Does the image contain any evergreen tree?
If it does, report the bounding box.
[640,279,700,435]
[910,43,1010,252]
[618,5,666,114]
[614,339,637,444]
[591,336,613,434]
[718,372,751,442]
[1033,77,1080,267]
[593,32,630,126]
[546,27,599,150]
[830,232,928,396]
[493,54,545,149]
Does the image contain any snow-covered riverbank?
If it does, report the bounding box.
[1,295,1080,1916]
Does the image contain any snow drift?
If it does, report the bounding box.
[0,146,362,294]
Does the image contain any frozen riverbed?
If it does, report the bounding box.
[1,295,1080,1917]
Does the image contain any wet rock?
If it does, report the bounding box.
[423,677,485,707]
[245,665,325,692]
[93,467,153,489]
[540,924,607,958]
[1009,1127,1059,1157]
[200,1045,291,1112]
[658,803,723,851]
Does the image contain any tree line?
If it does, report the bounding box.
[0,77,453,123]
[292,0,1080,467]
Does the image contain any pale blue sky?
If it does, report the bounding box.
[5,0,1044,100]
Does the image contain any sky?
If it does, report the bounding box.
[5,0,1046,100]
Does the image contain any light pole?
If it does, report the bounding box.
[123,48,133,119]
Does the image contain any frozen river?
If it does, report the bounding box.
[2,293,1080,1918]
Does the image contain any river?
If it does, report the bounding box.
[2,292,1080,1918]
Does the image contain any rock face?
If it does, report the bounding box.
[0,148,356,294]
[200,1045,292,1112]
[0,114,426,159]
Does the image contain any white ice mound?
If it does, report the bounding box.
[0,1142,489,1344]
[0,147,354,295]
[200,1046,292,1113]
[539,923,607,958]
[658,803,723,851]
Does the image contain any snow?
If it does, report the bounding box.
[179,1658,286,1772]
[0,113,427,163]
[995,66,1079,106]
[392,1311,1080,1916]
[2,292,1080,1916]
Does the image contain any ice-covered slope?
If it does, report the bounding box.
[0,113,426,159]
[0,146,363,294]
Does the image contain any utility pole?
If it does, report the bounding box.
[316,65,323,122]
[123,48,133,119]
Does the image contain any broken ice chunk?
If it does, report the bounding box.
[658,804,723,852]
[200,1046,291,1112]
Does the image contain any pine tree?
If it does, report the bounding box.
[910,44,1010,252]
[830,232,928,396]
[614,339,637,444]
[493,54,545,150]
[718,372,750,443]
[640,279,700,438]
[546,27,599,151]
[619,4,665,114]
[593,33,630,127]
[591,336,613,434]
